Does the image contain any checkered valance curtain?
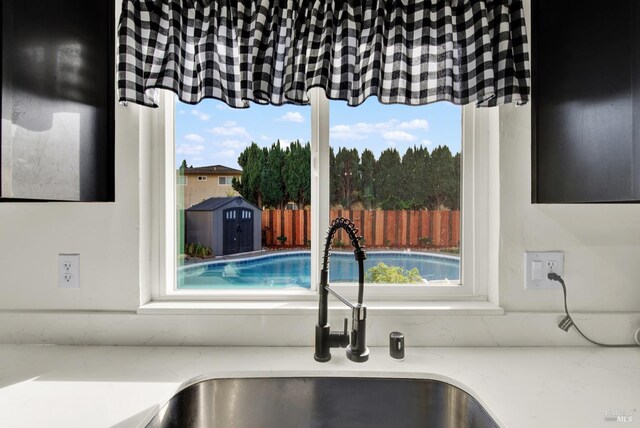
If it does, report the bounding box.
[118,0,530,108]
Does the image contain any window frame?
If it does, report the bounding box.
[147,90,496,303]
[218,176,233,186]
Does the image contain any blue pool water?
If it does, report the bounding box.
[178,251,459,289]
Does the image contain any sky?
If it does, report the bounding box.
[175,97,461,169]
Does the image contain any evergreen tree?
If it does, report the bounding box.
[360,149,376,209]
[334,147,361,209]
[233,143,266,208]
[261,141,287,209]
[179,159,188,170]
[427,145,457,210]
[400,146,427,209]
[450,152,461,210]
[329,147,338,206]
[284,141,311,208]
[374,148,403,209]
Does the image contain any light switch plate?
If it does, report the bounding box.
[59,254,80,289]
[524,251,564,289]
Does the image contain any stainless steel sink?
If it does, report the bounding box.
[146,377,499,428]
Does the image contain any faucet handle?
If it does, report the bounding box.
[343,317,349,335]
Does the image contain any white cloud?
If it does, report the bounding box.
[176,143,205,156]
[216,104,230,111]
[382,130,416,142]
[331,119,426,143]
[184,133,205,143]
[422,139,434,146]
[399,119,429,131]
[179,110,186,115]
[260,135,272,141]
[279,111,305,123]
[191,109,210,121]
[208,123,252,141]
[330,123,375,141]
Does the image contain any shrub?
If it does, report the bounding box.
[365,262,423,284]
[276,235,288,245]
[185,243,213,258]
[418,236,432,247]
[333,239,346,248]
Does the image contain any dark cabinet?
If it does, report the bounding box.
[1,0,114,202]
[532,0,640,203]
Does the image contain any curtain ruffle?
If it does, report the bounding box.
[118,0,530,108]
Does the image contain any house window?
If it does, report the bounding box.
[218,176,233,186]
[197,176,207,181]
[161,88,490,301]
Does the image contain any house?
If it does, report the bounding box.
[179,164,242,208]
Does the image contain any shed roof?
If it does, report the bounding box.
[181,164,242,175]
[187,196,261,212]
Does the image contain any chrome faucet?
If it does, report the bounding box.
[314,217,369,363]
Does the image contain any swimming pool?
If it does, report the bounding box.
[178,251,459,289]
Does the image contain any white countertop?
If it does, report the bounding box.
[0,345,639,428]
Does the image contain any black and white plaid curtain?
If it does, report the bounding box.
[118,0,530,108]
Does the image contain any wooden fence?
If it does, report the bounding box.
[261,209,460,249]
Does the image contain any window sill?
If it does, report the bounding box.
[137,300,504,316]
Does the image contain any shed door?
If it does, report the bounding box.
[238,209,254,253]
[222,208,254,255]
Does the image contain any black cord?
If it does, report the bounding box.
[547,272,638,348]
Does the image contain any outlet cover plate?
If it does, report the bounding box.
[524,251,564,289]
[59,253,80,289]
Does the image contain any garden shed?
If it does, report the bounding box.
[185,197,262,256]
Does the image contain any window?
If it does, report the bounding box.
[218,176,233,186]
[197,176,207,181]
[154,88,492,301]
[328,100,461,285]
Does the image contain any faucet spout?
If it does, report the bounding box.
[314,217,369,363]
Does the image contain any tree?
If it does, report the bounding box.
[329,147,338,206]
[374,148,403,209]
[284,141,311,208]
[450,152,461,210]
[427,145,457,210]
[400,146,430,209]
[233,143,266,208]
[261,141,287,209]
[179,159,188,170]
[360,149,376,209]
[334,147,361,209]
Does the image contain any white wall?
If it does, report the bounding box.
[499,104,640,313]
[0,98,143,312]
[0,0,638,344]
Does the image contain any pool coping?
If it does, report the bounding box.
[180,249,461,271]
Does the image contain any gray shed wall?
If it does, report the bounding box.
[212,210,223,256]
[185,211,214,250]
[186,198,261,256]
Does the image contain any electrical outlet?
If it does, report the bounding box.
[524,251,564,289]
[59,254,80,289]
